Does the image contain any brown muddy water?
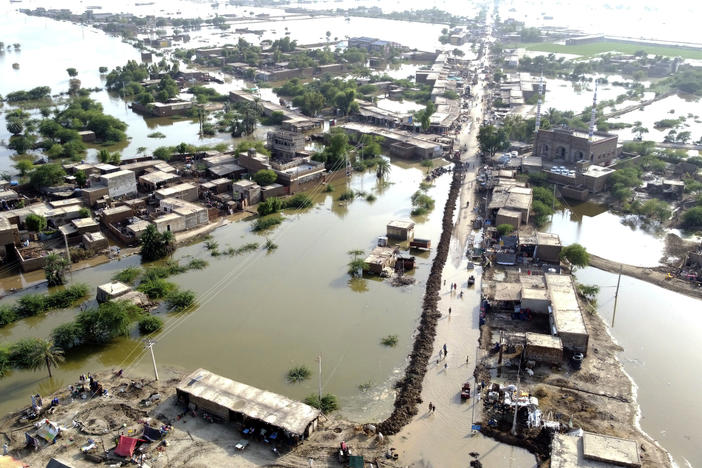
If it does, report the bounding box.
[0,163,451,425]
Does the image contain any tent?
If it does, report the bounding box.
[348,456,364,468]
[36,421,60,443]
[114,436,140,457]
[142,426,163,442]
[46,459,73,468]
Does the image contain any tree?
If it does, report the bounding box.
[478,124,509,157]
[99,66,108,74]
[140,224,176,261]
[66,68,78,77]
[496,224,514,236]
[376,158,391,180]
[560,243,589,270]
[25,213,47,232]
[153,147,172,161]
[29,164,66,189]
[97,149,121,164]
[45,253,70,286]
[27,339,64,378]
[253,169,277,186]
[14,158,34,177]
[6,119,24,135]
[75,170,87,188]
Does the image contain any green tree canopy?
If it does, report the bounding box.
[29,164,66,190]
[140,224,176,261]
[478,124,509,157]
[560,243,590,270]
[253,169,277,186]
[44,253,70,287]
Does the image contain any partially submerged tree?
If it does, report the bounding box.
[44,253,70,287]
[28,339,65,378]
[560,243,589,270]
[140,224,175,261]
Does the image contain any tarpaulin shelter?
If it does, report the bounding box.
[348,456,364,468]
[46,459,73,468]
[114,436,140,457]
[142,426,163,442]
[25,420,60,450]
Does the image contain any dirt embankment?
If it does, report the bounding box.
[588,254,702,301]
[375,169,462,435]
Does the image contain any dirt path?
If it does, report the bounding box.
[588,254,702,301]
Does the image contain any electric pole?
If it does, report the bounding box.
[511,351,523,436]
[611,264,623,328]
[317,354,322,401]
[145,339,159,381]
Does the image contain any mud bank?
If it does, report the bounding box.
[589,253,702,301]
[375,168,462,435]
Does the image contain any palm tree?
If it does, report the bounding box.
[29,339,65,378]
[376,159,391,180]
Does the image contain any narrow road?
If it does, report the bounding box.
[391,13,538,467]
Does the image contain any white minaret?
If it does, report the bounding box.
[534,74,544,133]
[588,80,598,141]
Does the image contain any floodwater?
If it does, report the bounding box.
[0,161,453,423]
[376,98,424,114]
[609,94,702,144]
[545,202,668,267]
[575,267,702,468]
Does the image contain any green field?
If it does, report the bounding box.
[518,41,702,60]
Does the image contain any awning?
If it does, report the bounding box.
[114,436,140,457]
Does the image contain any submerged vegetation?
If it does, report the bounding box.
[286,365,311,383]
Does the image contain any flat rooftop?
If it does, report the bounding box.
[155,183,197,198]
[545,274,587,336]
[139,171,179,185]
[387,220,415,230]
[526,332,563,350]
[551,432,641,468]
[537,232,561,247]
[100,169,135,180]
[97,281,131,296]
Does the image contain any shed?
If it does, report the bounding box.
[101,206,133,225]
[261,183,287,200]
[96,281,132,303]
[535,232,562,263]
[525,332,563,365]
[521,287,549,313]
[495,208,521,230]
[386,220,415,241]
[363,246,399,275]
[138,171,180,191]
[71,217,99,234]
[83,232,108,250]
[176,368,321,438]
[208,163,245,178]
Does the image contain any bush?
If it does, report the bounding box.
[338,189,355,201]
[285,193,313,209]
[304,393,339,414]
[253,169,277,186]
[0,347,10,377]
[44,284,89,309]
[15,293,46,317]
[264,239,278,251]
[8,338,44,368]
[77,301,140,344]
[25,213,47,232]
[113,266,142,284]
[253,214,283,231]
[51,322,83,351]
[140,224,175,261]
[138,279,177,299]
[138,316,163,334]
[380,334,399,347]
[496,224,515,236]
[78,207,91,218]
[681,206,702,229]
[258,197,283,216]
[166,290,196,312]
[0,305,18,326]
[411,190,435,216]
[187,258,208,270]
[286,365,311,383]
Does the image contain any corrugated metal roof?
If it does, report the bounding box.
[177,368,320,436]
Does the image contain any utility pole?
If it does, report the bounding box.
[145,339,159,381]
[611,264,623,328]
[317,354,322,401]
[471,345,479,431]
[63,231,73,280]
[511,351,523,436]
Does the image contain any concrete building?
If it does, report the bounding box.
[158,198,209,232]
[524,332,563,365]
[495,208,522,230]
[271,159,325,189]
[0,217,20,258]
[71,217,100,234]
[364,246,399,275]
[139,171,180,192]
[83,231,108,250]
[203,153,237,168]
[155,183,198,202]
[551,431,641,467]
[577,164,615,193]
[238,149,271,174]
[101,205,133,225]
[99,170,137,199]
[96,281,131,303]
[267,130,306,159]
[232,180,261,207]
[387,220,415,241]
[535,128,619,166]
[535,232,562,264]
[488,186,532,224]
[545,274,588,354]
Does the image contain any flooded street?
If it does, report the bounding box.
[575,267,702,468]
